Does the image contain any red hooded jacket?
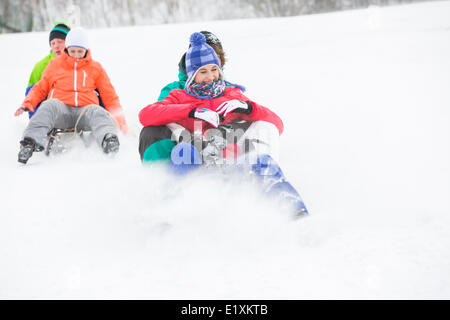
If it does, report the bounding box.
[139,87,284,135]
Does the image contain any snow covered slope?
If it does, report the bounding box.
[0,1,449,299]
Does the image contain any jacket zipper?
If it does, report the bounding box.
[83,70,86,87]
[74,60,78,107]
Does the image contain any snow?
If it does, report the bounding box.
[1,1,450,299]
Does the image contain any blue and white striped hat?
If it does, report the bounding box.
[185,32,223,89]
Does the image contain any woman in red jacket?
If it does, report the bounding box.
[139,32,283,166]
[139,32,307,214]
[139,32,308,215]
[16,27,128,164]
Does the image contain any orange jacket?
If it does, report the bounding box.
[22,50,127,132]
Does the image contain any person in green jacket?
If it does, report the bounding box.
[26,22,71,118]
[139,31,233,163]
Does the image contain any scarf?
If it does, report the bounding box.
[186,79,226,99]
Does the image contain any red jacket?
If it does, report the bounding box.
[139,87,284,135]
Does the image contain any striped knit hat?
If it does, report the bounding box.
[185,32,223,90]
[49,22,71,43]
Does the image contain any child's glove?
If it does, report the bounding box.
[216,100,252,117]
[189,107,220,128]
[113,113,128,134]
[109,105,128,134]
[14,103,34,117]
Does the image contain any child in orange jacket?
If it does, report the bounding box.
[16,28,127,164]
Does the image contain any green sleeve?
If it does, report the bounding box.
[157,68,188,101]
[27,52,55,87]
[157,81,184,101]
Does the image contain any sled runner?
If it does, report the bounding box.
[45,128,93,155]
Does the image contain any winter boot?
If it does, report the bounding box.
[201,133,227,166]
[102,133,120,154]
[18,137,41,164]
[251,154,309,216]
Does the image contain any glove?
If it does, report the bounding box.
[216,100,252,117]
[108,105,128,134]
[189,107,220,128]
[14,103,34,117]
[113,113,128,134]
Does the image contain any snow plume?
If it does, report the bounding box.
[0,150,305,299]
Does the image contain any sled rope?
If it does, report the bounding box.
[74,107,89,137]
[47,107,88,152]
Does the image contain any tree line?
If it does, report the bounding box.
[0,0,436,34]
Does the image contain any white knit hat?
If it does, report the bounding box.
[65,27,89,50]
